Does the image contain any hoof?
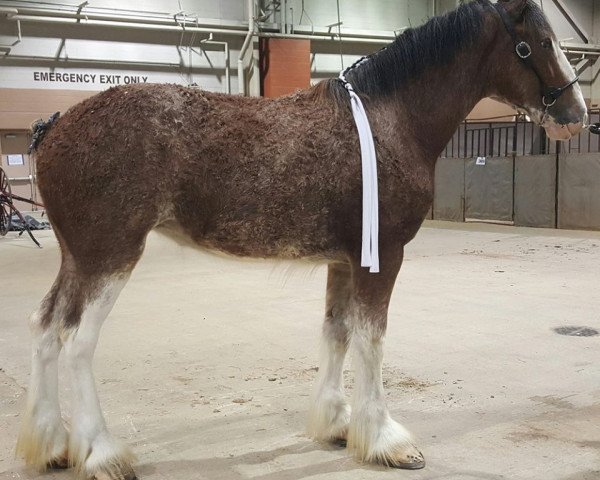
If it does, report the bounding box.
[390,456,425,470]
[70,434,137,480]
[90,464,137,480]
[47,452,69,470]
[331,438,347,448]
[389,449,425,470]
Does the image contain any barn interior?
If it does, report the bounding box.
[1,1,600,479]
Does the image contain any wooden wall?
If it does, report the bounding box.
[0,88,96,130]
[260,38,311,98]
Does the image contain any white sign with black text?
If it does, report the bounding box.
[0,66,198,91]
[7,154,24,166]
[33,71,150,86]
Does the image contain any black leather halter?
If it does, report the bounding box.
[494,2,579,110]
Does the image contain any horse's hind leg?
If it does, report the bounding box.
[346,250,425,469]
[308,263,352,444]
[18,241,141,479]
[17,273,70,470]
[61,269,137,480]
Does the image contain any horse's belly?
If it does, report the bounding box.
[155,218,343,262]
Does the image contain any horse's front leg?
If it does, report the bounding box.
[308,263,353,445]
[347,249,425,469]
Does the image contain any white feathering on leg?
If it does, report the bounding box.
[62,275,136,480]
[17,307,69,471]
[308,327,351,442]
[347,322,423,467]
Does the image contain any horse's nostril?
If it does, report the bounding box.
[553,109,587,127]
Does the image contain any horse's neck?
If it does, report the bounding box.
[354,14,498,164]
[396,48,491,161]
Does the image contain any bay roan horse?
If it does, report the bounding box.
[17,0,587,478]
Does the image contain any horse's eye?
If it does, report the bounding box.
[541,38,553,49]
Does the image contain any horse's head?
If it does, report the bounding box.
[489,0,587,140]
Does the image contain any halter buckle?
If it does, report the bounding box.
[542,95,558,108]
[516,42,532,59]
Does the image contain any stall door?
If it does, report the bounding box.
[464,156,514,224]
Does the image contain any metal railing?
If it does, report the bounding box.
[442,111,600,158]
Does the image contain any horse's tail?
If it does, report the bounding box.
[28,112,60,154]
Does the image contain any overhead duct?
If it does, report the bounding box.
[0,8,21,55]
[238,0,255,95]
[2,2,398,42]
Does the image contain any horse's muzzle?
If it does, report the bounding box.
[544,111,588,141]
[544,121,585,140]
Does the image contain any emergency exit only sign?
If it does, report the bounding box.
[0,66,189,91]
[32,71,149,86]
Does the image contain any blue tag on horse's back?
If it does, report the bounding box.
[28,112,61,154]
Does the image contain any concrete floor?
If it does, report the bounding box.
[1,221,600,480]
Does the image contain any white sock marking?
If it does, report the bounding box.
[17,309,69,469]
[308,326,350,441]
[347,322,422,466]
[62,275,135,476]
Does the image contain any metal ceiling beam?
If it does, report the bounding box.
[576,58,595,76]
[551,0,590,44]
[561,42,600,55]
[5,14,395,45]
[4,6,398,41]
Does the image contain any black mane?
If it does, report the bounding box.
[326,0,553,105]
[328,0,491,103]
[522,0,553,37]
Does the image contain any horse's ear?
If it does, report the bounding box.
[498,0,528,21]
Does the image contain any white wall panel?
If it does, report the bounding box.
[1,0,598,102]
[48,0,248,19]
[286,0,429,32]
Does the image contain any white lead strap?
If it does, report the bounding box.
[339,72,379,273]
